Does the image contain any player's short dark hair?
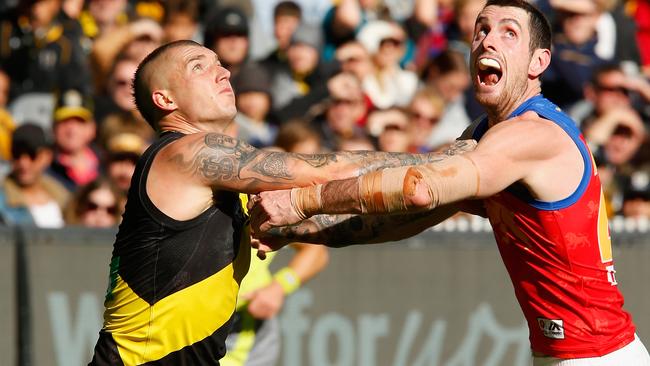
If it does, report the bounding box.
[132,40,201,130]
[484,0,552,53]
[274,1,301,20]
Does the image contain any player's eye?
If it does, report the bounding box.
[193,64,203,71]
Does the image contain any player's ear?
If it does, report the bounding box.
[528,48,551,78]
[152,90,176,112]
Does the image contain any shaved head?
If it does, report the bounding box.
[133,40,201,129]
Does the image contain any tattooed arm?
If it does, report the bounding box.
[165,132,477,193]
[253,205,460,252]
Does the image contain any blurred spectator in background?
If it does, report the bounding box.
[321,0,391,60]
[421,50,472,147]
[204,6,251,78]
[357,20,418,109]
[162,0,201,43]
[621,167,650,219]
[62,0,84,20]
[628,0,650,77]
[585,105,647,216]
[0,68,15,162]
[0,124,68,227]
[64,177,122,228]
[224,127,328,366]
[407,87,446,152]
[447,0,487,63]
[275,119,323,154]
[572,64,650,127]
[80,0,132,39]
[313,72,367,151]
[231,63,277,147]
[49,89,101,192]
[90,18,163,93]
[338,135,376,151]
[334,40,375,83]
[410,0,457,71]
[543,0,607,110]
[271,23,338,122]
[261,1,302,76]
[594,0,640,67]
[366,107,412,152]
[97,56,154,149]
[104,132,146,197]
[0,0,93,99]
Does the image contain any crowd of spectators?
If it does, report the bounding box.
[0,0,648,229]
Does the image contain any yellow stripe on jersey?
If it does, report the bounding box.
[104,224,251,364]
[105,265,239,364]
[597,190,613,263]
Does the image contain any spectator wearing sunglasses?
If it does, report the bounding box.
[407,87,446,152]
[64,177,123,228]
[0,124,69,228]
[573,64,650,128]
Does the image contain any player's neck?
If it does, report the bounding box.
[159,115,234,135]
[486,85,541,126]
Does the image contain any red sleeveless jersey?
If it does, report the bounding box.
[475,96,636,358]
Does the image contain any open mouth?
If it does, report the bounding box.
[477,58,503,87]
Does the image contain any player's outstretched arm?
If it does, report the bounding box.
[251,113,570,231]
[164,132,477,193]
[252,204,460,254]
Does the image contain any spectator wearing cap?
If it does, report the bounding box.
[49,89,102,192]
[260,1,302,76]
[204,6,251,78]
[356,20,418,109]
[232,63,278,148]
[0,124,69,228]
[271,22,339,122]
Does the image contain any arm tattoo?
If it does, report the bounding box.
[265,211,438,247]
[169,133,476,190]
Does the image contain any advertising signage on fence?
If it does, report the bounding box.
[10,228,650,366]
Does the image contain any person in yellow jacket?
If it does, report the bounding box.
[223,196,329,366]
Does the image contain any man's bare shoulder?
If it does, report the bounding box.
[478,111,570,157]
[147,132,219,220]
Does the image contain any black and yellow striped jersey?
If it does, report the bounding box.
[90,132,251,365]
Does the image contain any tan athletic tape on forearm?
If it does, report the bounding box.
[291,185,322,220]
[416,154,480,208]
[358,155,480,214]
[358,170,385,213]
